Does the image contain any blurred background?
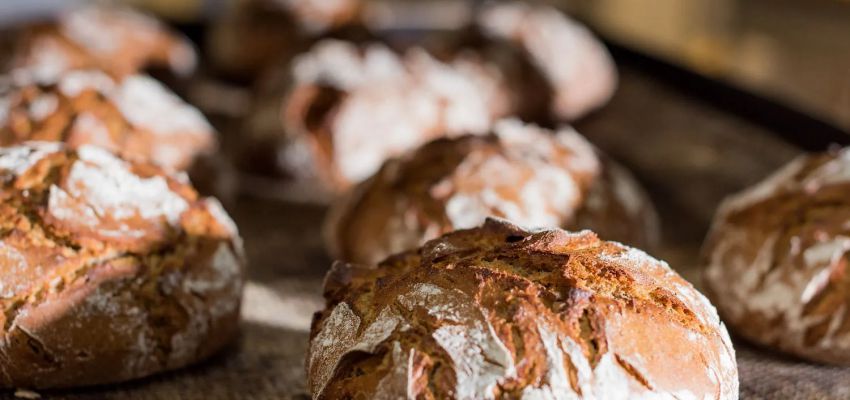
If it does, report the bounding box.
[5,0,850,132]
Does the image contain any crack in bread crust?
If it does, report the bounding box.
[311,218,738,399]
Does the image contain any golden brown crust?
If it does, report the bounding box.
[310,218,738,399]
[10,6,197,79]
[703,147,850,365]
[0,69,215,171]
[325,119,659,265]
[0,142,244,389]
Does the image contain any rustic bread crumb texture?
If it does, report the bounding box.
[0,142,243,389]
[704,147,850,365]
[311,218,737,399]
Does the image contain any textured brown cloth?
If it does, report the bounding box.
[3,67,849,399]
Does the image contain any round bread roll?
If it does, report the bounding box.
[310,218,738,399]
[476,1,617,120]
[325,119,659,265]
[0,68,216,171]
[239,39,511,199]
[0,142,244,389]
[206,0,363,80]
[703,147,850,365]
[9,5,197,79]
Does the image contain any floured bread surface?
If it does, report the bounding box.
[0,142,244,389]
[267,39,511,195]
[478,1,616,120]
[703,147,850,365]
[10,5,197,79]
[0,68,215,171]
[311,218,738,399]
[325,119,659,265]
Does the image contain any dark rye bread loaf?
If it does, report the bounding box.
[0,142,244,388]
[325,119,659,265]
[9,5,197,79]
[0,68,216,172]
[703,147,850,365]
[310,218,738,399]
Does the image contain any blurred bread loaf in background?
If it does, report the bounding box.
[324,119,658,265]
[703,147,850,365]
[236,2,619,201]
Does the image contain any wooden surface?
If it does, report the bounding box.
[7,65,850,399]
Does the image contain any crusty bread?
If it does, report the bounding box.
[239,38,511,198]
[0,68,215,171]
[325,119,659,265]
[310,218,738,399]
[477,1,617,120]
[237,3,617,198]
[206,0,363,80]
[9,5,197,79]
[0,142,244,388]
[703,147,850,365]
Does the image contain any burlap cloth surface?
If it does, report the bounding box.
[3,67,848,399]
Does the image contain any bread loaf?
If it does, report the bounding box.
[0,142,244,388]
[325,119,659,265]
[703,147,850,365]
[238,3,617,197]
[206,0,363,79]
[240,39,510,198]
[477,1,617,120]
[0,68,216,171]
[9,5,197,79]
[310,218,738,399]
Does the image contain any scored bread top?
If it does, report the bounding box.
[311,218,737,399]
[0,68,215,171]
[703,147,850,364]
[0,142,242,388]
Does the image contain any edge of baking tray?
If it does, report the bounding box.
[602,39,850,151]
